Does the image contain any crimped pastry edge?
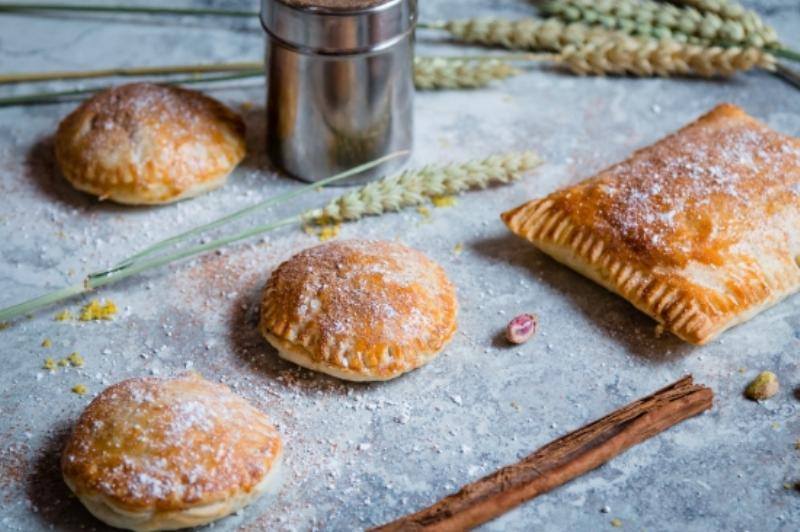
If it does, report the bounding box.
[502,200,800,345]
[261,330,444,382]
[64,449,283,532]
[53,83,246,206]
[61,168,232,206]
[258,240,459,380]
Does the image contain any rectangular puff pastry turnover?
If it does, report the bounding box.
[502,104,800,344]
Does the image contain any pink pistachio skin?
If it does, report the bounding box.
[505,313,537,344]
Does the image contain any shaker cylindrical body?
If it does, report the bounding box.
[261,0,416,185]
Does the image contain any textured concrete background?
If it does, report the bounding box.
[1,1,799,531]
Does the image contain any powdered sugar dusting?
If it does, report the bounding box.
[563,105,800,266]
[56,82,245,200]
[61,374,281,509]
[262,240,458,372]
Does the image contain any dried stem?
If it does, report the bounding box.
[0,2,256,17]
[0,71,263,107]
[0,62,262,84]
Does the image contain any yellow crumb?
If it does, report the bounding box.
[610,518,623,528]
[71,384,87,396]
[304,215,341,242]
[240,101,255,112]
[0,321,10,330]
[79,299,117,321]
[41,339,52,348]
[67,352,84,368]
[431,195,457,208]
[58,358,69,367]
[738,367,747,373]
[453,242,464,255]
[43,357,56,370]
[772,422,781,430]
[318,224,341,242]
[417,206,431,218]
[794,438,800,450]
[54,310,72,322]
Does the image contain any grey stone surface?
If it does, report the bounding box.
[0,1,799,531]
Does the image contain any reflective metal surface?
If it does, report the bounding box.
[261,0,416,184]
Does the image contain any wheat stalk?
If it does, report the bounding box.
[558,35,775,76]
[422,18,621,52]
[0,2,256,16]
[0,57,528,107]
[0,152,541,321]
[543,0,778,48]
[414,57,523,89]
[305,151,542,223]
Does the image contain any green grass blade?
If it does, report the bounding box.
[113,150,408,269]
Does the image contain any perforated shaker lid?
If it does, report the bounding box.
[260,0,417,55]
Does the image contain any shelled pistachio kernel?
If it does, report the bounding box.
[744,371,779,401]
[505,313,538,344]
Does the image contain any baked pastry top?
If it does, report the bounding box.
[503,103,800,344]
[55,82,246,205]
[260,239,458,381]
[61,374,282,532]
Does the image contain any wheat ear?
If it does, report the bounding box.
[559,35,775,76]
[669,0,782,54]
[544,0,779,48]
[414,57,522,89]
[423,18,621,52]
[669,0,773,31]
[305,151,542,223]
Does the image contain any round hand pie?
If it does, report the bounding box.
[61,374,282,531]
[260,239,458,381]
[55,82,246,205]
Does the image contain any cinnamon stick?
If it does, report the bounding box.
[372,375,713,532]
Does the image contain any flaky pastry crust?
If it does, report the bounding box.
[260,240,458,381]
[503,103,800,344]
[55,83,246,205]
[61,374,282,531]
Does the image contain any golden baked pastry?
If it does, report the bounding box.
[61,374,282,531]
[55,83,246,205]
[502,103,800,345]
[260,239,458,381]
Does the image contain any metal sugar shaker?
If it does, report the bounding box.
[260,0,417,185]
